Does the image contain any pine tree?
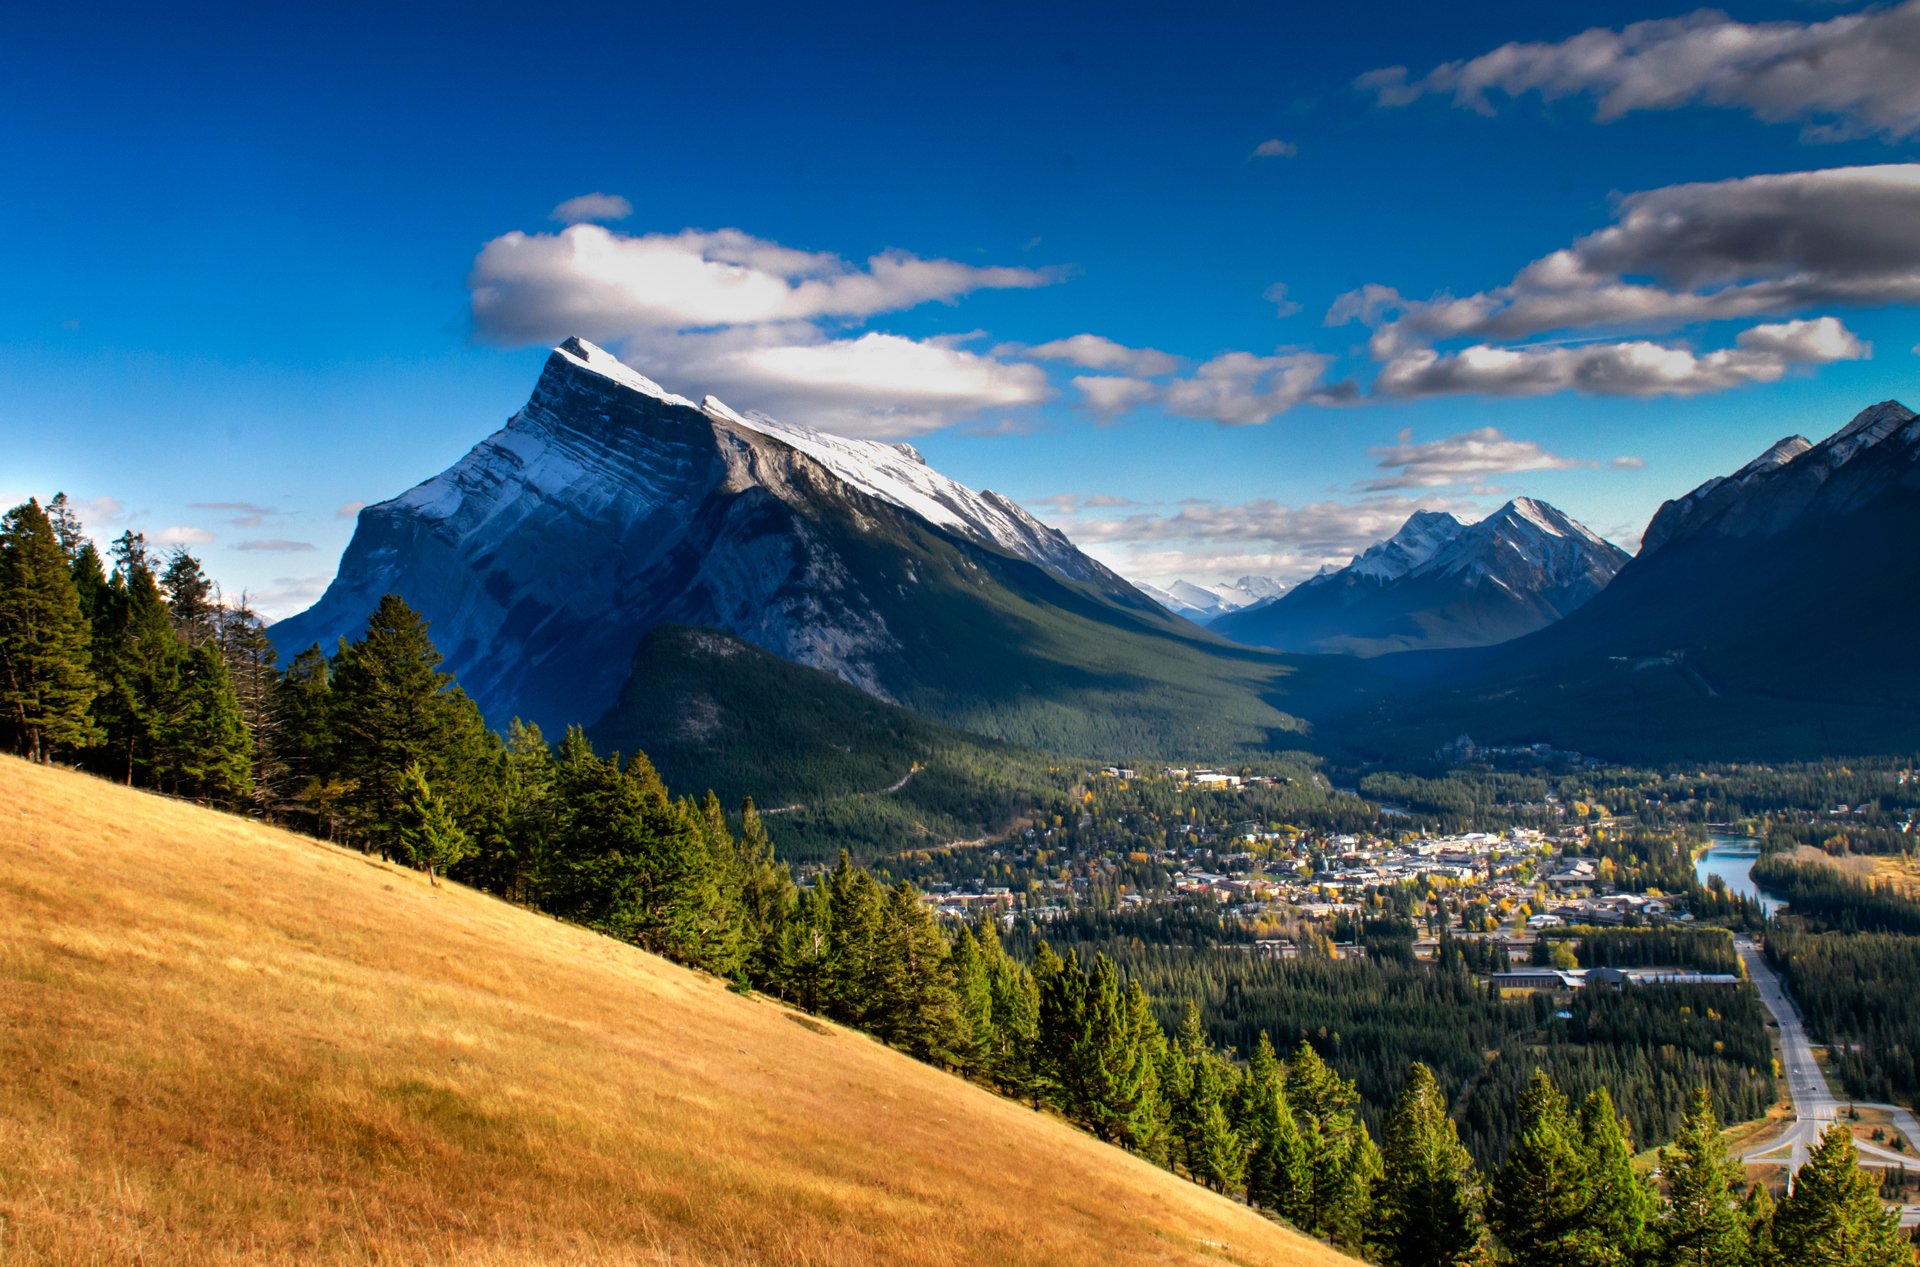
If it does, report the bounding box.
[1486,1071,1594,1266]
[949,927,995,1071]
[777,877,834,1014]
[330,594,478,851]
[733,797,794,989]
[89,546,178,786]
[0,499,99,761]
[1741,1181,1776,1267]
[1245,1032,1313,1225]
[824,853,886,1027]
[1574,1086,1658,1267]
[1287,1040,1381,1248]
[1374,1062,1480,1267]
[1771,1123,1909,1266]
[1119,978,1167,1158]
[884,883,968,1061]
[396,762,471,884]
[1655,1088,1746,1267]
[982,921,1040,1102]
[1035,946,1091,1117]
[159,548,215,646]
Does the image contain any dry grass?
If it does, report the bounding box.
[1787,844,1920,897]
[0,756,1350,1267]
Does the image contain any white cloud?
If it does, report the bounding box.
[625,325,1048,439]
[248,574,334,621]
[1059,347,1352,424]
[233,539,315,552]
[1021,493,1142,515]
[337,501,368,519]
[1024,333,1181,376]
[550,193,634,224]
[1069,374,1162,417]
[154,526,216,545]
[1262,282,1303,318]
[470,224,1063,437]
[1161,350,1350,425]
[470,224,1059,345]
[69,495,126,528]
[1061,492,1481,550]
[1609,456,1646,470]
[1358,2,1920,141]
[1372,318,1868,401]
[1360,426,1596,491]
[1333,166,1920,352]
[1253,139,1299,157]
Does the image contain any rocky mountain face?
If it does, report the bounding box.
[1344,399,1920,760]
[1210,499,1630,656]
[271,339,1337,753]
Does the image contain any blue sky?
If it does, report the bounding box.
[4,0,1918,614]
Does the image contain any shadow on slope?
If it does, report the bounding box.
[587,625,1078,861]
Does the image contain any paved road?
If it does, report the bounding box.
[1736,940,1920,1224]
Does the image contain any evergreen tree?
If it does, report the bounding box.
[1771,1124,1909,1266]
[1244,1032,1313,1225]
[777,877,834,1014]
[1575,1086,1658,1267]
[1374,1062,1480,1267]
[1119,978,1167,1158]
[329,594,480,851]
[1741,1182,1776,1267]
[734,797,794,989]
[1166,1001,1210,1177]
[949,927,996,1070]
[824,853,886,1027]
[159,548,215,646]
[1287,1040,1381,1248]
[148,641,252,803]
[396,762,471,884]
[1486,1071,1595,1266]
[0,499,99,761]
[1655,1088,1746,1267]
[871,882,963,1063]
[88,545,177,786]
[981,921,1040,1102]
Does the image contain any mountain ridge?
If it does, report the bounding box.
[272,339,1365,757]
[1210,497,1630,657]
[1339,399,1920,761]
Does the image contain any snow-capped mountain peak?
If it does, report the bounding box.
[1134,575,1292,624]
[695,391,1118,591]
[555,337,698,409]
[1345,509,1467,583]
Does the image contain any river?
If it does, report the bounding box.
[1692,836,1782,914]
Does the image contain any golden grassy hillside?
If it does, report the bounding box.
[0,756,1350,1267]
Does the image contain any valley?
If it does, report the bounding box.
[7,352,1920,1264]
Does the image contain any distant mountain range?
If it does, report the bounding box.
[273,339,1368,756]
[1342,400,1920,760]
[1134,575,1289,624]
[1210,499,1630,656]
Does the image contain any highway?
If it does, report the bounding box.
[1735,940,1920,1224]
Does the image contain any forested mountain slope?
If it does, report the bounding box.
[587,624,1074,860]
[271,339,1370,757]
[0,755,1347,1267]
